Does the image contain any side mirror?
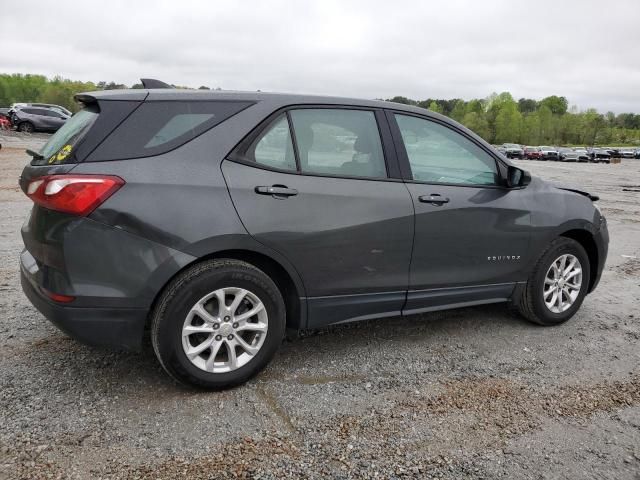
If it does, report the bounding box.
[506,165,531,188]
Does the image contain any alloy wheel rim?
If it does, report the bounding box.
[543,254,582,314]
[182,287,268,373]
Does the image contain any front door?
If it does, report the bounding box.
[223,107,414,328]
[388,111,531,314]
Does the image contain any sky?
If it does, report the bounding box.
[1,0,639,113]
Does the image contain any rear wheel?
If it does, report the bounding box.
[151,259,285,389]
[518,237,590,326]
[18,122,34,133]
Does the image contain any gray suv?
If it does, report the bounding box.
[19,86,608,389]
[12,106,69,133]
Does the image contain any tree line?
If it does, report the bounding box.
[1,73,639,146]
[0,74,216,114]
[387,93,640,146]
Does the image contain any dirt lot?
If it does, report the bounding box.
[1,132,639,479]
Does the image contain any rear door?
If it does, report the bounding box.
[32,108,55,130]
[387,111,531,314]
[222,107,414,328]
[46,110,67,129]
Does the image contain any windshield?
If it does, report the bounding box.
[35,104,99,165]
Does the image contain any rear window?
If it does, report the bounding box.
[34,105,99,165]
[89,100,253,161]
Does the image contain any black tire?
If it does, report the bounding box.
[151,259,286,389]
[518,237,590,326]
[18,122,34,133]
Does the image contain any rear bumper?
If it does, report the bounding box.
[21,262,147,351]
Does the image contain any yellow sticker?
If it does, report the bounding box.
[56,144,73,162]
[48,155,57,164]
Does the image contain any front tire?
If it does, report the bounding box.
[151,259,285,389]
[518,237,590,326]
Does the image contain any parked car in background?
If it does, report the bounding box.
[602,147,619,158]
[635,149,640,159]
[524,146,543,160]
[539,146,559,161]
[558,147,579,162]
[620,148,635,158]
[18,86,608,389]
[494,145,506,155]
[11,107,69,133]
[589,148,611,163]
[573,148,590,162]
[10,103,72,117]
[501,143,524,159]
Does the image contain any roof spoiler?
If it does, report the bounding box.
[140,78,173,89]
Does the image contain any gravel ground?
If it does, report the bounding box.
[1,131,639,479]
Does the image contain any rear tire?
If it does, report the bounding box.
[151,259,285,389]
[518,237,590,326]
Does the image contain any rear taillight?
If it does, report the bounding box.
[40,287,75,303]
[25,174,124,217]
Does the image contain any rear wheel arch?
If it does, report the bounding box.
[148,248,305,331]
[559,229,599,292]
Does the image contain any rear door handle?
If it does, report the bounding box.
[418,194,450,205]
[255,185,298,198]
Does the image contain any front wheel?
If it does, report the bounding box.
[151,259,286,389]
[518,237,590,326]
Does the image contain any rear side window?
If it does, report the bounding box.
[35,105,99,166]
[290,109,387,179]
[91,100,252,161]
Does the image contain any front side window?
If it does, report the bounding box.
[289,109,387,179]
[394,114,498,186]
[247,114,296,171]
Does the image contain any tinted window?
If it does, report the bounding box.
[22,108,38,115]
[247,115,296,171]
[92,100,252,160]
[290,109,387,178]
[394,114,498,186]
[34,105,99,165]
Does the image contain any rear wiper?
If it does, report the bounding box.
[26,149,43,160]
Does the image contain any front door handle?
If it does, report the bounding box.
[255,185,299,198]
[418,194,450,205]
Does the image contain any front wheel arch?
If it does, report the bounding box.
[559,229,599,292]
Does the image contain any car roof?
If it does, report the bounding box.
[76,88,448,119]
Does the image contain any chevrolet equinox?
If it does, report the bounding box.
[19,83,609,389]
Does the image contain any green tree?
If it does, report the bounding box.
[518,98,537,114]
[428,101,443,114]
[539,95,568,115]
[494,100,523,143]
[449,100,466,122]
[461,112,490,140]
[387,96,416,106]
